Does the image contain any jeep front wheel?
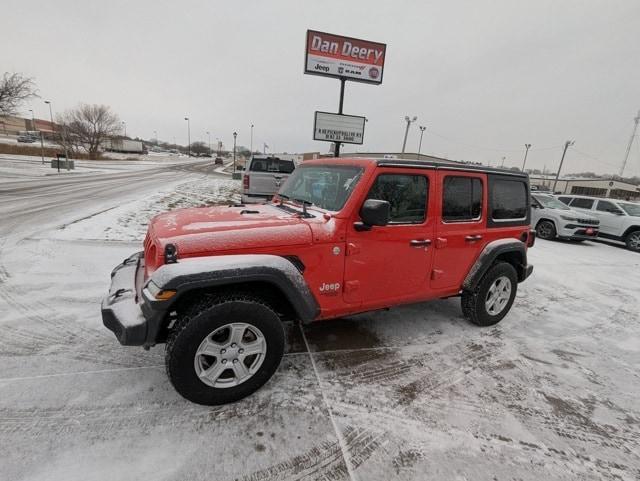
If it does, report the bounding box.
[165,295,285,405]
[461,262,518,326]
[625,230,640,252]
[536,220,556,240]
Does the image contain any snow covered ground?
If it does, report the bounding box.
[0,160,639,481]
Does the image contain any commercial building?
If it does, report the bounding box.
[530,176,640,200]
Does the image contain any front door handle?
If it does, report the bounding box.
[410,239,432,248]
[465,234,483,242]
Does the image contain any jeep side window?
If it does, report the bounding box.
[442,176,482,222]
[491,179,527,220]
[366,174,428,224]
[569,198,594,209]
[558,196,572,205]
[596,200,622,214]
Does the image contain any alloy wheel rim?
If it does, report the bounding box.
[485,276,512,316]
[538,222,552,238]
[629,232,640,250]
[194,322,267,388]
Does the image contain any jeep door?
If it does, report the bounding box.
[343,169,435,307]
[431,172,486,290]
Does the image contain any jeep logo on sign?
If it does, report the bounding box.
[319,282,341,294]
[314,64,330,72]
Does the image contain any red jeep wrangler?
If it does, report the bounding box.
[103,158,534,405]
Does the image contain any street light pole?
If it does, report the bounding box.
[207,131,211,155]
[122,121,127,137]
[401,116,417,153]
[552,140,575,194]
[184,117,191,157]
[521,143,532,172]
[233,132,237,173]
[418,125,426,156]
[31,109,45,165]
[250,124,254,155]
[153,130,158,145]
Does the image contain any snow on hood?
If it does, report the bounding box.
[148,203,313,255]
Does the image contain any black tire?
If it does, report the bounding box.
[461,262,518,327]
[165,294,285,405]
[536,220,556,240]
[625,230,640,252]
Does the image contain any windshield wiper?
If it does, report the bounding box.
[292,198,314,218]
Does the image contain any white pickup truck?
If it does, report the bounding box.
[241,155,297,203]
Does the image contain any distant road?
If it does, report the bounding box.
[0,159,225,238]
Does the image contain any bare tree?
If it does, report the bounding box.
[0,73,38,116]
[57,104,121,158]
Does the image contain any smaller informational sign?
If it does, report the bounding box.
[314,111,365,145]
[305,30,386,85]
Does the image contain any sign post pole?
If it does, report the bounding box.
[335,78,346,157]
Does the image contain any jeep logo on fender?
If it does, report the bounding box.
[319,282,341,294]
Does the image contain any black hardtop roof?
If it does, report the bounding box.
[373,158,529,178]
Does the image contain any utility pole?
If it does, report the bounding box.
[521,143,532,172]
[250,124,254,155]
[552,140,575,193]
[619,110,640,177]
[418,125,426,156]
[122,121,127,137]
[206,131,211,155]
[402,116,417,153]
[500,156,506,168]
[184,117,190,157]
[153,130,158,145]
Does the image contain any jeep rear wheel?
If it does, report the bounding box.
[625,230,640,252]
[536,220,556,240]
[165,295,285,405]
[461,262,518,326]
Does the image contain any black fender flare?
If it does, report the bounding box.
[462,239,532,291]
[141,254,320,341]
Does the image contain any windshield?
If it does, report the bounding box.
[534,194,570,210]
[277,165,364,211]
[619,202,640,216]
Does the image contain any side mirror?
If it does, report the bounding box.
[355,199,390,231]
[531,204,539,209]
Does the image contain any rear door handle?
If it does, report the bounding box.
[410,239,432,248]
[465,235,483,242]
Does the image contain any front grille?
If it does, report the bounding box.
[578,218,599,225]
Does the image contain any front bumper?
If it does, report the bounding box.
[101,252,151,346]
[558,224,599,240]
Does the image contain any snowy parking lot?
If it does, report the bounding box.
[1,158,639,481]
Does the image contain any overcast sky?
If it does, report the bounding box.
[4,0,640,175]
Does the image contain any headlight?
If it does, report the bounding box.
[560,215,577,221]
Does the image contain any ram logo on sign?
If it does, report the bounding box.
[305,30,386,85]
[313,112,366,145]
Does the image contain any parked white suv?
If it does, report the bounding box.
[531,193,599,241]
[241,155,296,203]
[557,195,640,252]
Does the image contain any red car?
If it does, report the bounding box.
[103,158,534,405]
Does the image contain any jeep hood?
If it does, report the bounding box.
[148,203,313,257]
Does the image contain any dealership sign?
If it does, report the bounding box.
[305,30,386,84]
[313,111,365,144]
